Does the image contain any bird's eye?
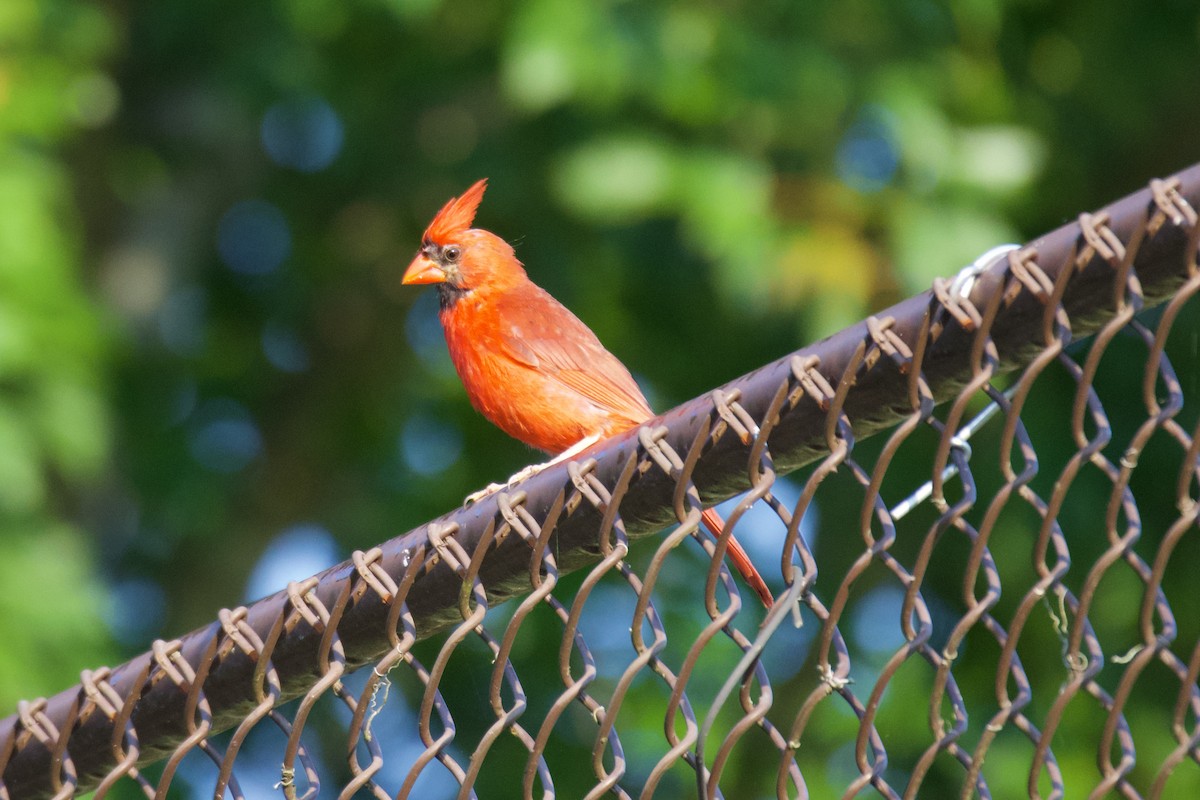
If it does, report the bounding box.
[443,245,461,263]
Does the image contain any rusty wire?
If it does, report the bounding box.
[3,166,1200,799]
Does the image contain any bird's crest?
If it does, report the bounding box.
[424,178,488,244]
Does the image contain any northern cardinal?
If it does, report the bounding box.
[402,179,773,608]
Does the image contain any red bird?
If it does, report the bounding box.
[402,179,773,608]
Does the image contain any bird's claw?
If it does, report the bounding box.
[461,435,599,508]
[464,481,509,506]
[463,463,547,506]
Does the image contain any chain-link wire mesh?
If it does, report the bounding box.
[4,165,1200,799]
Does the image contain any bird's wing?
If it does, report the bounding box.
[493,286,654,424]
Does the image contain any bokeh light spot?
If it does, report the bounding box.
[188,398,263,473]
[335,201,397,265]
[261,96,344,172]
[575,583,637,678]
[416,105,478,164]
[67,71,120,127]
[100,244,169,320]
[836,108,900,193]
[217,199,291,275]
[404,289,454,375]
[261,321,310,373]
[245,523,339,604]
[851,584,908,656]
[400,414,463,476]
[503,42,573,111]
[553,136,673,221]
[105,578,166,646]
[714,476,818,573]
[168,380,198,425]
[158,285,207,355]
[1029,33,1083,95]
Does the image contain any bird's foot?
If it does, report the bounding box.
[462,434,601,507]
[463,463,549,506]
[464,481,509,506]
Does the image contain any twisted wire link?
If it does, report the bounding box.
[1137,196,1200,799]
[864,309,972,797]
[868,304,985,797]
[920,255,1007,800]
[701,388,796,795]
[786,343,906,798]
[1092,220,1199,797]
[638,410,774,800]
[522,461,627,798]
[280,579,348,800]
[459,497,543,799]
[492,489,598,800]
[567,461,636,800]
[403,522,483,800]
[397,637,460,798]
[950,377,1057,797]
[637,422,721,798]
[492,492,565,800]
[994,244,1080,799]
[338,546,425,800]
[845,318,973,799]
[1067,214,1154,799]
[1030,212,1146,800]
[337,550,397,800]
[348,544,427,800]
[79,667,153,800]
[145,637,217,800]
[211,606,280,800]
[13,701,75,800]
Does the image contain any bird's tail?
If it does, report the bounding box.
[700,507,774,608]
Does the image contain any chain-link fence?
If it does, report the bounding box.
[4,165,1200,799]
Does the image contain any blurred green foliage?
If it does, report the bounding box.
[3,0,1200,796]
[0,0,117,701]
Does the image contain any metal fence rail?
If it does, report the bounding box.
[3,164,1200,799]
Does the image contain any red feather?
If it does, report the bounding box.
[424,178,487,245]
[403,180,774,607]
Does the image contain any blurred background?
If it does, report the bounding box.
[4,0,1200,796]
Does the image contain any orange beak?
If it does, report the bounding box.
[401,254,446,285]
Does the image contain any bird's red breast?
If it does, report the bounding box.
[440,276,653,455]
